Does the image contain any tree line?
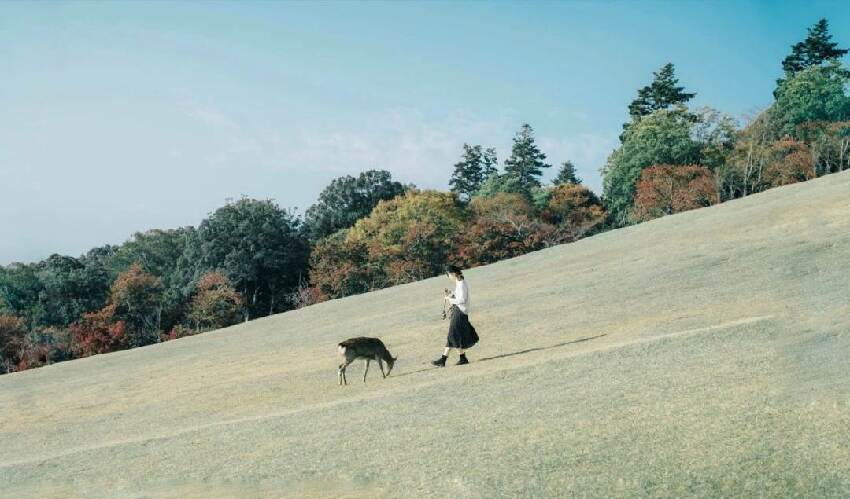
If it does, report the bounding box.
[2,18,848,374]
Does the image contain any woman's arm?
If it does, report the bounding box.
[447,282,466,305]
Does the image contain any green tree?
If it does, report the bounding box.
[778,18,848,89]
[108,228,194,331]
[450,144,492,200]
[772,61,850,137]
[0,263,43,322]
[482,147,499,178]
[305,170,408,241]
[33,254,111,329]
[627,63,695,122]
[189,198,309,319]
[475,173,531,199]
[503,123,552,190]
[602,107,701,226]
[553,161,582,185]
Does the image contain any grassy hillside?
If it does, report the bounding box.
[2,172,850,498]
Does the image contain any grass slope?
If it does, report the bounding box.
[2,172,850,498]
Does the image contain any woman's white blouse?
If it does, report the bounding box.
[448,279,470,314]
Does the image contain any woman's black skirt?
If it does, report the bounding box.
[446,305,479,349]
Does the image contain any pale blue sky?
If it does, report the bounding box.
[1,1,848,264]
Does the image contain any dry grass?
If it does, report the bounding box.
[2,172,850,497]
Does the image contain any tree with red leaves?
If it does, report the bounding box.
[764,137,816,187]
[633,164,719,222]
[69,305,126,358]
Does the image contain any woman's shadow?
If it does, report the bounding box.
[394,333,607,378]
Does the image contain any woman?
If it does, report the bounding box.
[432,265,479,366]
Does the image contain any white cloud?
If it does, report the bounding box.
[177,103,615,193]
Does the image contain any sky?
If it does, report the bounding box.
[1,0,849,264]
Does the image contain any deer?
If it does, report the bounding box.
[337,337,397,385]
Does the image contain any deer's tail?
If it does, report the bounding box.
[337,344,347,355]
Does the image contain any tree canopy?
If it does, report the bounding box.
[627,63,695,121]
[553,161,582,185]
[603,107,702,226]
[188,198,309,319]
[450,144,498,200]
[780,19,848,82]
[503,124,552,190]
[305,170,408,241]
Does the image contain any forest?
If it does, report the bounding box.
[1,19,848,374]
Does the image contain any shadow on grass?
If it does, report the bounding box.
[477,333,608,362]
[392,333,607,378]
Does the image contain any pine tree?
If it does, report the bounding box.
[449,144,486,200]
[503,124,551,190]
[554,161,582,185]
[482,147,499,179]
[777,18,848,90]
[627,63,695,120]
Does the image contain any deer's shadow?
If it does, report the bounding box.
[393,333,607,378]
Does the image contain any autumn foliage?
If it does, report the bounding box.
[348,190,466,286]
[70,305,126,358]
[309,232,374,299]
[541,183,607,242]
[68,264,162,357]
[764,137,815,187]
[633,164,719,222]
[188,272,244,330]
[456,193,551,267]
[0,314,27,372]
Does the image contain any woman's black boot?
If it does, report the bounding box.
[431,355,447,367]
[456,354,469,365]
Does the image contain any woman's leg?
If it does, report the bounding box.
[456,348,469,365]
[433,348,450,367]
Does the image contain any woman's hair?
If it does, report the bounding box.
[446,264,464,279]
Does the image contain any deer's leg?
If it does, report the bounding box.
[363,359,370,383]
[378,358,386,378]
[339,360,351,386]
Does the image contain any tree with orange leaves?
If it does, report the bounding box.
[188,272,244,330]
[633,165,719,222]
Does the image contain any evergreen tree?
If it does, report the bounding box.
[482,147,499,178]
[627,63,695,120]
[305,170,408,241]
[780,19,848,77]
[449,144,485,200]
[503,124,551,190]
[554,161,582,185]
